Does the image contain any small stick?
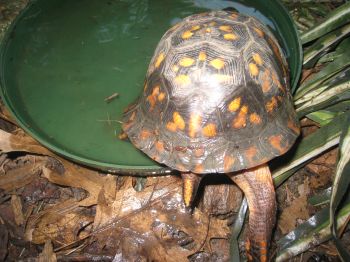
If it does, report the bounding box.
[104,93,119,103]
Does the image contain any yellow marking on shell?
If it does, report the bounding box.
[245,146,257,163]
[249,63,259,76]
[271,71,285,92]
[209,21,216,26]
[140,129,152,140]
[260,255,267,262]
[194,164,204,173]
[189,113,202,138]
[172,65,179,72]
[205,28,212,33]
[262,70,271,93]
[214,74,232,83]
[219,25,232,32]
[155,141,164,152]
[224,155,235,172]
[252,53,263,66]
[152,85,160,96]
[233,106,248,129]
[158,92,165,102]
[173,112,185,130]
[155,53,165,68]
[191,25,200,31]
[254,27,264,37]
[179,57,195,67]
[266,97,278,112]
[194,148,204,158]
[269,135,285,153]
[198,51,207,61]
[210,58,225,70]
[228,97,241,112]
[202,123,217,137]
[166,122,177,132]
[175,74,191,85]
[229,13,238,20]
[249,113,262,125]
[182,30,193,39]
[224,33,238,40]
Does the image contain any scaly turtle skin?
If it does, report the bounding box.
[122,11,300,261]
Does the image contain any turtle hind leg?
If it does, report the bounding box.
[229,164,276,262]
[181,172,202,208]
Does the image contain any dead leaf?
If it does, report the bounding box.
[38,240,57,262]
[10,195,24,226]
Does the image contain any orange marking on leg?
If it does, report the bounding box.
[194,148,205,158]
[266,97,278,112]
[224,33,238,40]
[249,63,259,76]
[229,13,238,20]
[118,132,128,140]
[155,53,165,68]
[202,123,217,137]
[147,95,156,109]
[129,112,136,121]
[166,122,177,132]
[191,25,200,31]
[269,135,285,153]
[172,65,179,72]
[228,97,241,112]
[189,113,202,138]
[224,155,235,172]
[249,113,262,125]
[152,85,160,96]
[173,112,185,130]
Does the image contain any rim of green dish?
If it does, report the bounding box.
[0,0,302,173]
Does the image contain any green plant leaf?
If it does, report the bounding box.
[306,110,339,126]
[301,2,350,44]
[303,23,350,68]
[308,187,332,206]
[276,199,350,262]
[230,198,248,262]
[295,45,350,99]
[272,112,347,186]
[329,113,350,261]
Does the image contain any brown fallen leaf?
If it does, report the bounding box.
[38,240,57,262]
[10,195,24,226]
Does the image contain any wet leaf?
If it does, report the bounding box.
[230,198,247,262]
[272,112,347,186]
[301,2,350,44]
[276,200,350,262]
[330,113,350,260]
[303,23,350,68]
[308,187,332,206]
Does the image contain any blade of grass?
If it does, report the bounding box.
[306,110,340,126]
[301,2,350,44]
[308,187,332,206]
[330,113,350,261]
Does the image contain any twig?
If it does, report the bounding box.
[104,93,119,103]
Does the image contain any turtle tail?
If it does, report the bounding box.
[230,164,276,262]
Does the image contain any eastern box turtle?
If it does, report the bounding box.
[122,10,300,261]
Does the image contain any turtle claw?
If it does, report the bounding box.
[181,172,202,208]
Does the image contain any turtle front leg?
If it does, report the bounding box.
[229,164,276,262]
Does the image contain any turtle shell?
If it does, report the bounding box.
[122,10,300,174]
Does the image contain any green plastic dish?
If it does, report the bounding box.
[0,0,302,173]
